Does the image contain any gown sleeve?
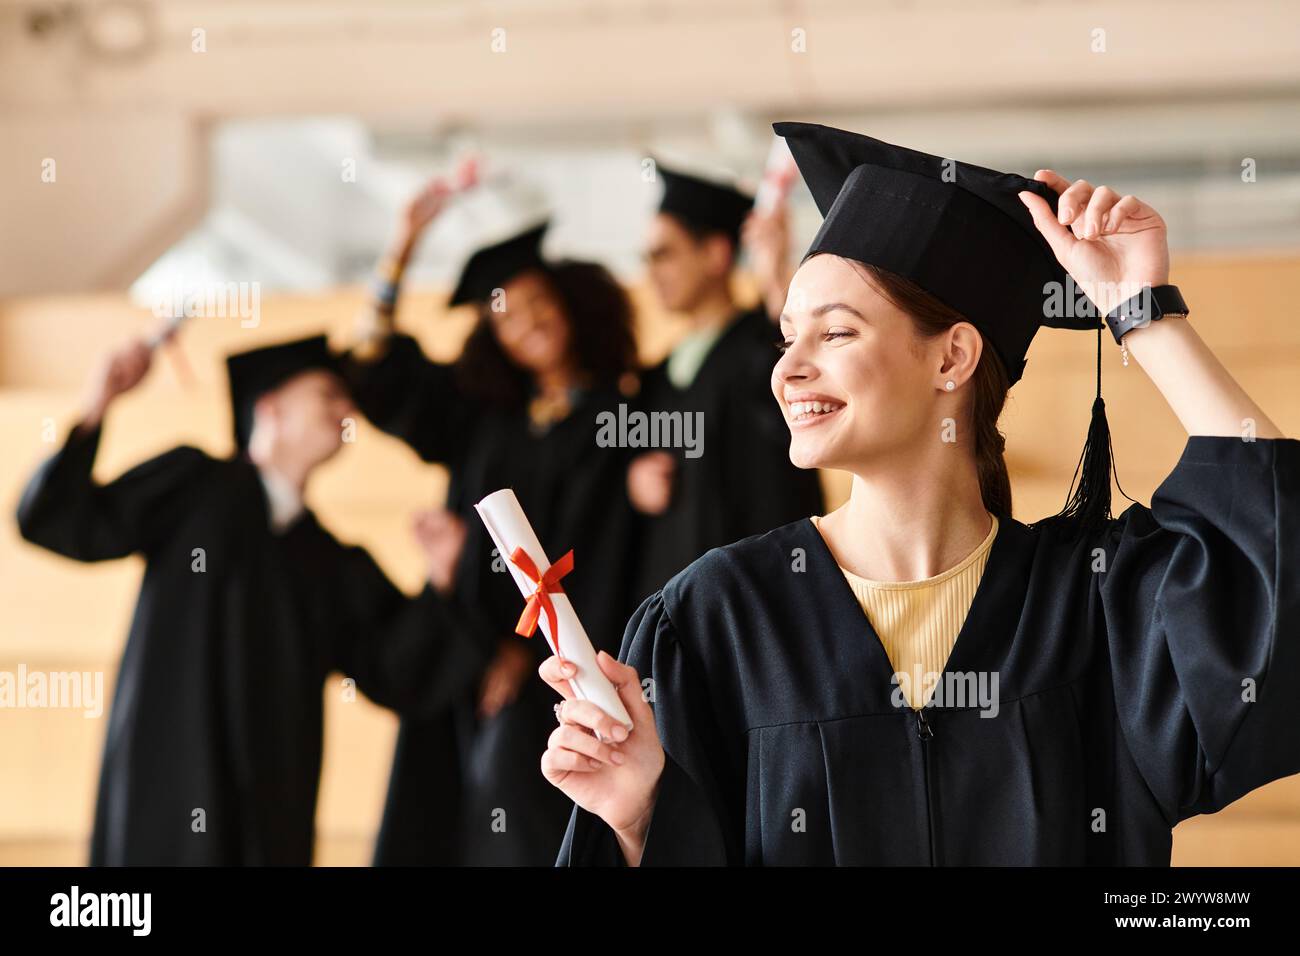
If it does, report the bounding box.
[15,423,209,561]
[1100,434,1300,824]
[341,334,478,465]
[327,543,495,718]
[556,589,744,866]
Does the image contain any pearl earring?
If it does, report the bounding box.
[944,380,955,391]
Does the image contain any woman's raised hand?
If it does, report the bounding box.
[397,156,479,244]
[397,177,454,243]
[1018,170,1170,316]
[539,650,664,847]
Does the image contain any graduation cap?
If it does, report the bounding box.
[226,335,344,450]
[656,161,755,247]
[774,121,1117,533]
[448,220,550,307]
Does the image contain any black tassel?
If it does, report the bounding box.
[1032,326,1127,538]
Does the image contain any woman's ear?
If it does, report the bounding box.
[940,322,983,388]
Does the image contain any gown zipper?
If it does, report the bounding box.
[916,708,937,866]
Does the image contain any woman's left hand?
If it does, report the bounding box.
[1018,170,1170,316]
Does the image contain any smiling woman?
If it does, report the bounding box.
[541,121,1300,867]
[343,198,643,867]
[776,258,1013,519]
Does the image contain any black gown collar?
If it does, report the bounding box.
[794,512,1034,713]
[665,305,768,392]
[234,454,318,539]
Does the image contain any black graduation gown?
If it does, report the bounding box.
[15,424,490,866]
[631,306,825,604]
[559,435,1300,865]
[346,335,638,865]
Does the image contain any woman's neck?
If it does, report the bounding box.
[533,358,581,397]
[819,444,991,582]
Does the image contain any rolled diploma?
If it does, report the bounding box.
[147,314,191,349]
[753,136,797,213]
[474,488,633,731]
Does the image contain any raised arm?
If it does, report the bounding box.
[1019,171,1284,439]
[741,205,795,324]
[16,337,208,561]
[352,175,457,357]
[1024,173,1300,820]
[343,174,481,463]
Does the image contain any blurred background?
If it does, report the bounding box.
[1,0,1298,865]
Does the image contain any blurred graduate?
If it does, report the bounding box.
[347,173,640,865]
[628,160,824,603]
[15,332,489,865]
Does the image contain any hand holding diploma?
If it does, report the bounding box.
[80,318,195,433]
[473,489,633,730]
[744,136,799,322]
[474,489,661,863]
[540,652,664,866]
[79,336,155,431]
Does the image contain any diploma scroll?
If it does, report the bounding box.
[753,136,798,214]
[474,489,634,732]
[147,314,191,350]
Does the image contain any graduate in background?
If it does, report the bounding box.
[628,161,824,604]
[348,177,639,865]
[15,334,488,865]
[542,123,1300,866]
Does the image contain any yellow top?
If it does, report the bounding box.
[810,512,998,710]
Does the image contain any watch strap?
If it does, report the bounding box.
[1104,284,1189,345]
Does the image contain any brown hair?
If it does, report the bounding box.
[840,258,1013,517]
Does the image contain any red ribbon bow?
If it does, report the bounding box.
[509,547,574,660]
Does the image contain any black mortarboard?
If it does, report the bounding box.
[775,121,1118,534]
[448,220,550,307]
[656,162,755,247]
[226,335,344,450]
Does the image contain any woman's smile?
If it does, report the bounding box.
[785,392,847,427]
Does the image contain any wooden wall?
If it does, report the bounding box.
[1,256,1296,864]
